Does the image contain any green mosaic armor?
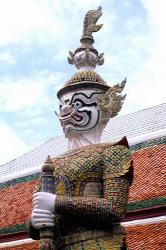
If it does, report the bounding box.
[28,137,133,250]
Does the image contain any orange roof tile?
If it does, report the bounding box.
[129,144,166,202]
[126,222,166,250]
[0,241,38,250]
[0,180,38,228]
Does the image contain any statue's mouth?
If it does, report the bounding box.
[55,108,91,131]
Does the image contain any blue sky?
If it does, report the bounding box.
[0,0,165,165]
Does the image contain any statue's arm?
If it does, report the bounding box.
[55,145,132,223]
[55,178,129,222]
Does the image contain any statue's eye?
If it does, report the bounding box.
[59,104,63,110]
[73,100,83,108]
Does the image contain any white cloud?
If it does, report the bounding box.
[0,122,28,165]
[0,0,60,45]
[143,1,166,78]
[0,51,16,64]
[0,0,164,114]
[0,71,63,112]
[124,0,166,112]
[105,0,166,114]
[0,77,46,111]
[0,0,108,47]
[15,117,46,128]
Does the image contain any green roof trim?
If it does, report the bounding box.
[0,223,26,236]
[130,136,166,152]
[0,172,40,189]
[127,196,166,211]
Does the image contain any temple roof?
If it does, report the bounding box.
[0,102,165,181]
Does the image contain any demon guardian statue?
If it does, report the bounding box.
[28,7,133,250]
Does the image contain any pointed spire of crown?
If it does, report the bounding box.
[67,6,104,71]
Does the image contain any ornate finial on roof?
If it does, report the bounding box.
[67,6,104,71]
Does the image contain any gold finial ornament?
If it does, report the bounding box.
[42,155,54,172]
[67,7,104,70]
[81,6,103,43]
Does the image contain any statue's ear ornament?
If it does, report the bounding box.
[97,78,126,121]
[67,51,74,65]
[97,53,104,66]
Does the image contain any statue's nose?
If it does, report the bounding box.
[60,105,73,116]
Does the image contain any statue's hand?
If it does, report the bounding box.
[31,192,56,229]
[33,192,56,213]
[31,208,55,229]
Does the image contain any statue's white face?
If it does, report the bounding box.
[59,89,103,137]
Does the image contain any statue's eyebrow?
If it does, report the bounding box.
[70,92,103,104]
[64,99,70,104]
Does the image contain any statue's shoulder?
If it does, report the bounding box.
[102,137,133,184]
[53,137,129,161]
[52,144,101,166]
[102,136,129,149]
[102,136,130,155]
